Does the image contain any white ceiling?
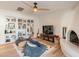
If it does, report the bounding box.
[0,1,78,15]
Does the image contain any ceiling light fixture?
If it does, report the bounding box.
[33,2,38,12]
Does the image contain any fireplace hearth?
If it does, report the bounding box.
[70,30,79,45]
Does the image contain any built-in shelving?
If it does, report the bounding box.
[5,17,34,43]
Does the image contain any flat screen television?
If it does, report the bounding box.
[43,25,53,35]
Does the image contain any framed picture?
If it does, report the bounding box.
[18,19,22,22]
[22,24,26,29]
[18,23,22,29]
[11,18,16,22]
[8,23,15,29]
[62,27,67,39]
[27,20,30,23]
[31,20,34,23]
[27,28,29,32]
[6,18,10,22]
[23,20,26,23]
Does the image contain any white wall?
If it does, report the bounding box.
[61,9,77,39]
[38,6,79,56]
[0,9,40,44]
[60,6,79,56]
[39,11,64,36]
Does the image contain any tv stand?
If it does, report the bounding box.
[42,34,54,42]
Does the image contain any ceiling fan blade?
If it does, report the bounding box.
[22,1,50,12]
[38,8,50,11]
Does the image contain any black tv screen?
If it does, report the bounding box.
[43,25,53,35]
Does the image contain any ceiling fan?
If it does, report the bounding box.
[33,2,50,12]
[22,2,50,12]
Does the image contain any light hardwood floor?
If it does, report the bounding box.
[0,38,65,57]
[37,38,65,57]
[0,42,20,57]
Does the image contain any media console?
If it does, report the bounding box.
[42,34,54,42]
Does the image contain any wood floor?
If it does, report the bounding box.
[37,38,65,57]
[0,38,65,57]
[0,42,20,57]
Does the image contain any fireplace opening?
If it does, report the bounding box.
[70,30,79,45]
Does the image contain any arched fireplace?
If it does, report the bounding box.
[60,29,79,57]
[69,30,79,46]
